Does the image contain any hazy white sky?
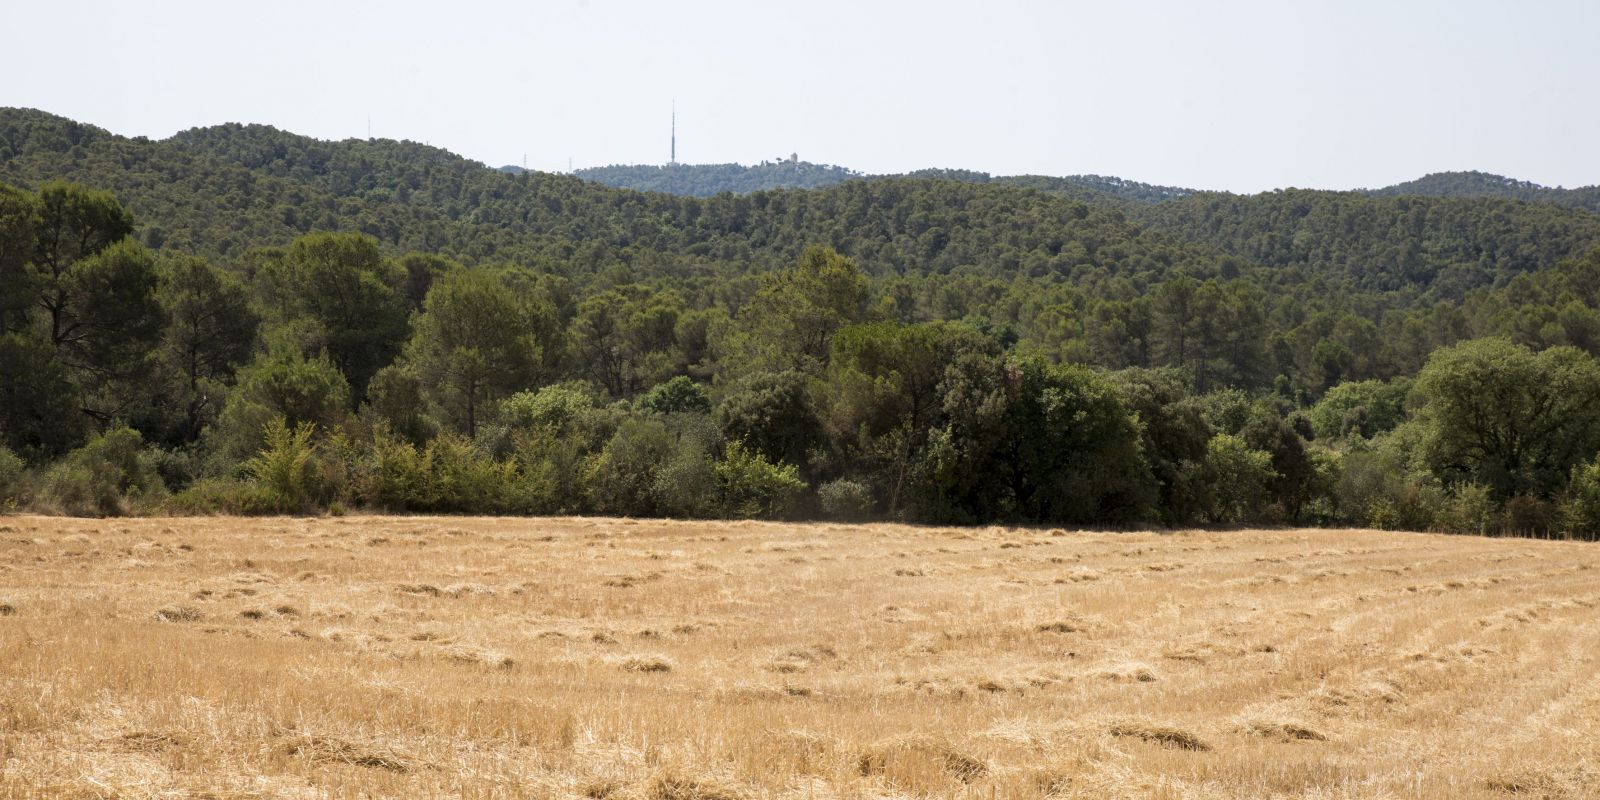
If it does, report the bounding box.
[8,0,1599,192]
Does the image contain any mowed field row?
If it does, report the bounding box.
[1,516,1598,799]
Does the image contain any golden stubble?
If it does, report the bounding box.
[1,515,1597,799]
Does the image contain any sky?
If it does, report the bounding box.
[7,0,1599,193]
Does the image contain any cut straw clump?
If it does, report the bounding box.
[1244,719,1328,742]
[857,733,988,782]
[154,604,203,622]
[1107,719,1211,751]
[619,654,675,673]
[277,733,413,772]
[1099,662,1159,683]
[643,771,751,800]
[442,644,516,669]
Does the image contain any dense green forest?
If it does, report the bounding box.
[4,106,1600,537]
[574,159,1199,206]
[1368,171,1600,213]
[572,159,865,196]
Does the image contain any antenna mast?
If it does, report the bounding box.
[671,100,676,165]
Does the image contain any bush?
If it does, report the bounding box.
[514,427,590,514]
[165,478,281,515]
[1308,378,1410,441]
[1436,483,1497,536]
[637,376,711,416]
[359,431,432,511]
[1501,494,1557,537]
[0,446,24,509]
[208,350,351,464]
[714,441,805,519]
[585,418,676,516]
[425,434,523,513]
[244,419,327,513]
[652,437,717,518]
[715,370,824,472]
[1367,481,1445,532]
[497,383,597,432]
[1200,434,1275,524]
[819,478,873,521]
[1559,457,1600,539]
[40,427,165,516]
[364,364,437,445]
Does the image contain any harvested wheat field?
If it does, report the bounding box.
[2,517,1599,799]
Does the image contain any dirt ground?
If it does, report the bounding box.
[1,515,1597,799]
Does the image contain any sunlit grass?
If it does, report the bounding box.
[1,515,1597,798]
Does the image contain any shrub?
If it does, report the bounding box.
[1437,483,1497,536]
[1559,457,1600,540]
[715,370,824,471]
[585,418,676,516]
[165,478,281,515]
[637,376,711,416]
[652,437,717,518]
[40,427,165,516]
[1200,434,1275,524]
[244,419,326,513]
[360,431,431,511]
[819,478,873,521]
[496,383,596,432]
[715,441,805,519]
[208,350,351,464]
[363,364,437,445]
[1308,378,1410,441]
[1367,481,1445,532]
[514,427,590,514]
[425,434,522,513]
[0,446,24,509]
[1502,494,1557,537]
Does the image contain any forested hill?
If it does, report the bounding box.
[572,160,864,196]
[1366,171,1600,212]
[1130,189,1600,296]
[0,108,1233,288]
[4,106,1600,302]
[572,159,1197,205]
[10,106,1600,535]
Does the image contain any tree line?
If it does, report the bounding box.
[5,177,1600,537]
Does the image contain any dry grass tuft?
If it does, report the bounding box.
[1244,719,1328,742]
[1482,769,1589,798]
[1035,616,1089,634]
[278,733,414,772]
[1107,719,1211,751]
[1098,662,1158,682]
[153,603,203,622]
[0,601,14,616]
[857,733,987,782]
[443,644,516,669]
[643,772,750,800]
[618,654,674,673]
[112,729,190,752]
[766,643,837,673]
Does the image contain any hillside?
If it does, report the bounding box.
[572,158,1197,206]
[11,107,1599,303]
[1131,188,1600,295]
[1,108,1232,290]
[1368,170,1600,212]
[8,107,1600,536]
[574,159,863,196]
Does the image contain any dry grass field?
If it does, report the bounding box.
[1,516,1599,799]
